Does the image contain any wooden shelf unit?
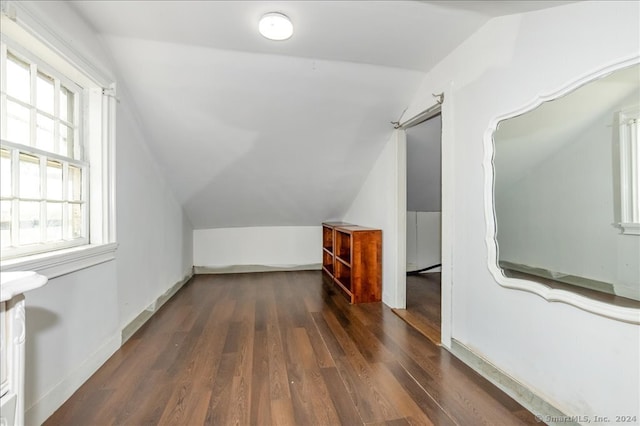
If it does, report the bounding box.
[321,222,382,304]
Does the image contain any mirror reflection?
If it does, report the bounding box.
[493,64,640,306]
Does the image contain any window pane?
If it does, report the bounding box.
[36,114,55,153]
[46,160,63,200]
[19,200,40,245]
[19,153,40,199]
[59,125,74,157]
[1,149,11,197]
[68,165,81,201]
[6,55,30,103]
[60,85,74,123]
[36,72,54,115]
[46,202,62,242]
[68,202,83,239]
[6,101,30,145]
[0,201,11,248]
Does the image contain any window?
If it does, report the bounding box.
[616,105,640,235]
[1,48,88,258]
[0,7,116,277]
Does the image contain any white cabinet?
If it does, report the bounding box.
[1,272,47,426]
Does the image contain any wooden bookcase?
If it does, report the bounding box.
[322,222,382,304]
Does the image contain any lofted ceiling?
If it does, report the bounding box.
[70,0,573,229]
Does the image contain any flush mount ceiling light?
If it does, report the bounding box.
[259,12,293,41]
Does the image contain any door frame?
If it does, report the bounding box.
[395,97,452,348]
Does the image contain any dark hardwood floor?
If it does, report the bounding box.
[392,273,442,345]
[45,271,538,425]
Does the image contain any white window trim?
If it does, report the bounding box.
[1,42,89,258]
[0,4,117,278]
[616,105,640,236]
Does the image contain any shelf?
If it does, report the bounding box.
[322,264,334,276]
[322,225,334,252]
[333,277,352,299]
[320,222,381,304]
[322,249,334,275]
[335,261,352,293]
[335,256,350,268]
[335,230,351,263]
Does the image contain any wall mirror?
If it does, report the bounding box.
[486,60,640,323]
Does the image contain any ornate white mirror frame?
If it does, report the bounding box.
[483,57,640,324]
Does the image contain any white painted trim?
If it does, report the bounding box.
[616,104,640,233]
[618,223,640,235]
[483,56,640,325]
[1,5,117,269]
[121,272,194,343]
[398,98,451,345]
[0,243,118,279]
[24,333,120,426]
[194,263,321,275]
[449,339,571,425]
[395,130,407,309]
[1,1,112,87]
[439,81,454,348]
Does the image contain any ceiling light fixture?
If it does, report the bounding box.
[259,12,293,41]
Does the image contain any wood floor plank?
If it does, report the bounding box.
[384,359,456,426]
[289,327,341,425]
[283,327,322,425]
[108,369,165,424]
[392,273,443,345]
[250,330,272,425]
[157,381,207,425]
[392,308,441,346]
[310,311,346,359]
[367,361,435,426]
[118,372,175,426]
[266,284,292,402]
[205,352,237,425]
[321,308,400,423]
[320,366,363,425]
[44,271,539,426]
[304,311,336,368]
[270,397,297,426]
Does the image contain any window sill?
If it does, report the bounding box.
[0,243,118,279]
[617,223,640,236]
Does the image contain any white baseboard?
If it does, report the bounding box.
[194,263,321,274]
[24,334,121,426]
[449,339,575,426]
[121,272,193,344]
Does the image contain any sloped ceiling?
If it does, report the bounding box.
[70,0,573,229]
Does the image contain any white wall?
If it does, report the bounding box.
[406,211,441,273]
[344,130,405,307]
[194,226,320,270]
[116,99,194,328]
[496,93,640,300]
[13,2,194,424]
[407,115,441,212]
[397,0,639,421]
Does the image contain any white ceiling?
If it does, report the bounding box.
[70,0,574,229]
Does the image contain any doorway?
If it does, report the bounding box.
[393,111,443,345]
